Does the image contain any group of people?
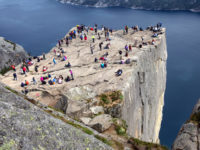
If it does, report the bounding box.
[10,22,163,96]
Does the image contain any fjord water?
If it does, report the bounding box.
[0,0,200,147]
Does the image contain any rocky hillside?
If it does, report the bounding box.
[59,0,200,11]
[172,99,200,150]
[0,24,167,146]
[0,83,112,150]
[0,37,28,72]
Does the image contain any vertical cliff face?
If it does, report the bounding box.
[122,33,167,143]
[0,37,28,70]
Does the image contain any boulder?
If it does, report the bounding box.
[90,106,104,115]
[80,117,92,125]
[89,114,112,133]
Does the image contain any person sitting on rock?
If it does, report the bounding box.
[11,65,16,71]
[43,66,48,72]
[100,62,105,68]
[115,69,123,76]
[62,56,67,61]
[65,76,71,82]
[48,73,51,78]
[94,57,98,63]
[104,43,110,49]
[104,61,107,68]
[25,80,29,86]
[65,62,71,68]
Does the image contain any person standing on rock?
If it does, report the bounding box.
[90,44,94,54]
[43,53,46,60]
[92,35,95,43]
[32,77,37,85]
[69,69,74,80]
[99,42,103,51]
[53,58,56,65]
[84,34,87,40]
[13,72,17,81]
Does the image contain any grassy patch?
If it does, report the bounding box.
[48,106,65,114]
[0,66,12,75]
[5,86,18,95]
[113,118,127,136]
[94,135,112,146]
[100,94,109,104]
[109,91,123,102]
[129,138,168,150]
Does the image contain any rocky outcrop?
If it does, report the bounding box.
[172,99,200,150]
[0,37,28,70]
[0,83,112,150]
[59,0,200,12]
[1,26,167,144]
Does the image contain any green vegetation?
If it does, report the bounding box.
[190,112,200,123]
[129,138,168,150]
[99,91,123,105]
[109,91,123,102]
[5,86,18,95]
[0,66,12,75]
[113,118,127,136]
[100,94,109,104]
[94,135,112,146]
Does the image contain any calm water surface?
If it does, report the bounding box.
[0,0,200,147]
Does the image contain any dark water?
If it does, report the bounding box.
[0,0,200,147]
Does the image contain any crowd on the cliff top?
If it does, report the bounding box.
[10,23,163,95]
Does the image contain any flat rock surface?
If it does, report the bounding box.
[0,83,112,150]
[1,27,164,107]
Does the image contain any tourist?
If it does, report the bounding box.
[65,62,71,68]
[69,69,74,80]
[99,42,103,50]
[13,72,17,80]
[35,65,39,72]
[116,69,123,76]
[53,58,56,65]
[92,35,95,43]
[43,53,46,60]
[11,65,16,71]
[32,77,37,85]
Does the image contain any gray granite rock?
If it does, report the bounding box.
[89,114,112,133]
[0,37,28,70]
[0,84,112,150]
[172,99,200,150]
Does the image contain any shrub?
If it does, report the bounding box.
[109,91,123,102]
[100,94,109,104]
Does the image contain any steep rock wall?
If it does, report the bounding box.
[122,33,167,143]
[0,37,28,70]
